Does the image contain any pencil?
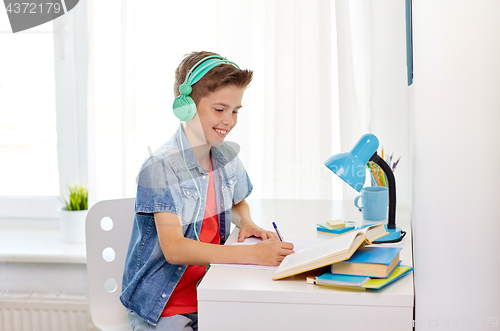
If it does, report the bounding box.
[368,162,384,186]
[392,157,401,171]
[373,162,387,187]
[379,167,387,187]
[366,164,378,186]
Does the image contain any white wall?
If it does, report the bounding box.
[413,1,500,330]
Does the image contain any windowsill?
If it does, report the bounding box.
[0,219,86,264]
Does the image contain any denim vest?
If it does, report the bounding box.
[120,127,252,325]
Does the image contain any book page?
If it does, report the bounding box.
[362,224,388,243]
[276,231,358,273]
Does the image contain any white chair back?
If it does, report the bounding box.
[86,198,135,331]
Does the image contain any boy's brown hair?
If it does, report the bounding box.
[174,51,253,104]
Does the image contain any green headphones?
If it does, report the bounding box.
[173,55,240,121]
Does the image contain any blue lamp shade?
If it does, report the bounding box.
[324,134,379,192]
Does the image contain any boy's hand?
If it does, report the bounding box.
[238,219,279,242]
[252,239,294,266]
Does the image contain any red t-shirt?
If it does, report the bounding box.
[161,160,220,317]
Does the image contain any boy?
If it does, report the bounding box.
[120,51,294,330]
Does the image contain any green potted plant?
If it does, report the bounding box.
[59,184,89,244]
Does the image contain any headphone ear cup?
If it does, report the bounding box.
[173,95,197,121]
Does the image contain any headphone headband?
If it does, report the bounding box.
[183,55,240,88]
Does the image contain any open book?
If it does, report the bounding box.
[272,224,388,280]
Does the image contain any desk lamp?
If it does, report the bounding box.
[324,134,404,243]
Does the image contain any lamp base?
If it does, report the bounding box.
[373,225,403,243]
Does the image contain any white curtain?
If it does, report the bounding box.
[335,0,373,199]
[335,0,410,201]
[335,0,411,203]
[87,0,410,205]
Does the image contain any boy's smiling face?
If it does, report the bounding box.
[195,84,244,147]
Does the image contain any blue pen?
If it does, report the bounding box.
[272,222,283,241]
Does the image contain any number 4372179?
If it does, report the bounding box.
[6,2,62,14]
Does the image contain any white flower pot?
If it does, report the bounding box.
[58,207,88,244]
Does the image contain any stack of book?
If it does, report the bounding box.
[309,246,412,290]
[272,224,413,290]
[316,219,355,236]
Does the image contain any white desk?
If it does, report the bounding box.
[198,199,414,331]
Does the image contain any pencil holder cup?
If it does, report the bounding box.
[354,186,388,221]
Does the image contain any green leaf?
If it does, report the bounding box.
[62,183,89,211]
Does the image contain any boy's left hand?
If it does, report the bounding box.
[238,219,279,242]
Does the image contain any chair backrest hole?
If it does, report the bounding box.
[104,278,118,293]
[100,216,114,231]
[102,247,116,262]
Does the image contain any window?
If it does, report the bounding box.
[0,12,59,196]
[0,13,59,197]
[0,7,87,219]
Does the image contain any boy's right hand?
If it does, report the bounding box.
[252,238,294,266]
